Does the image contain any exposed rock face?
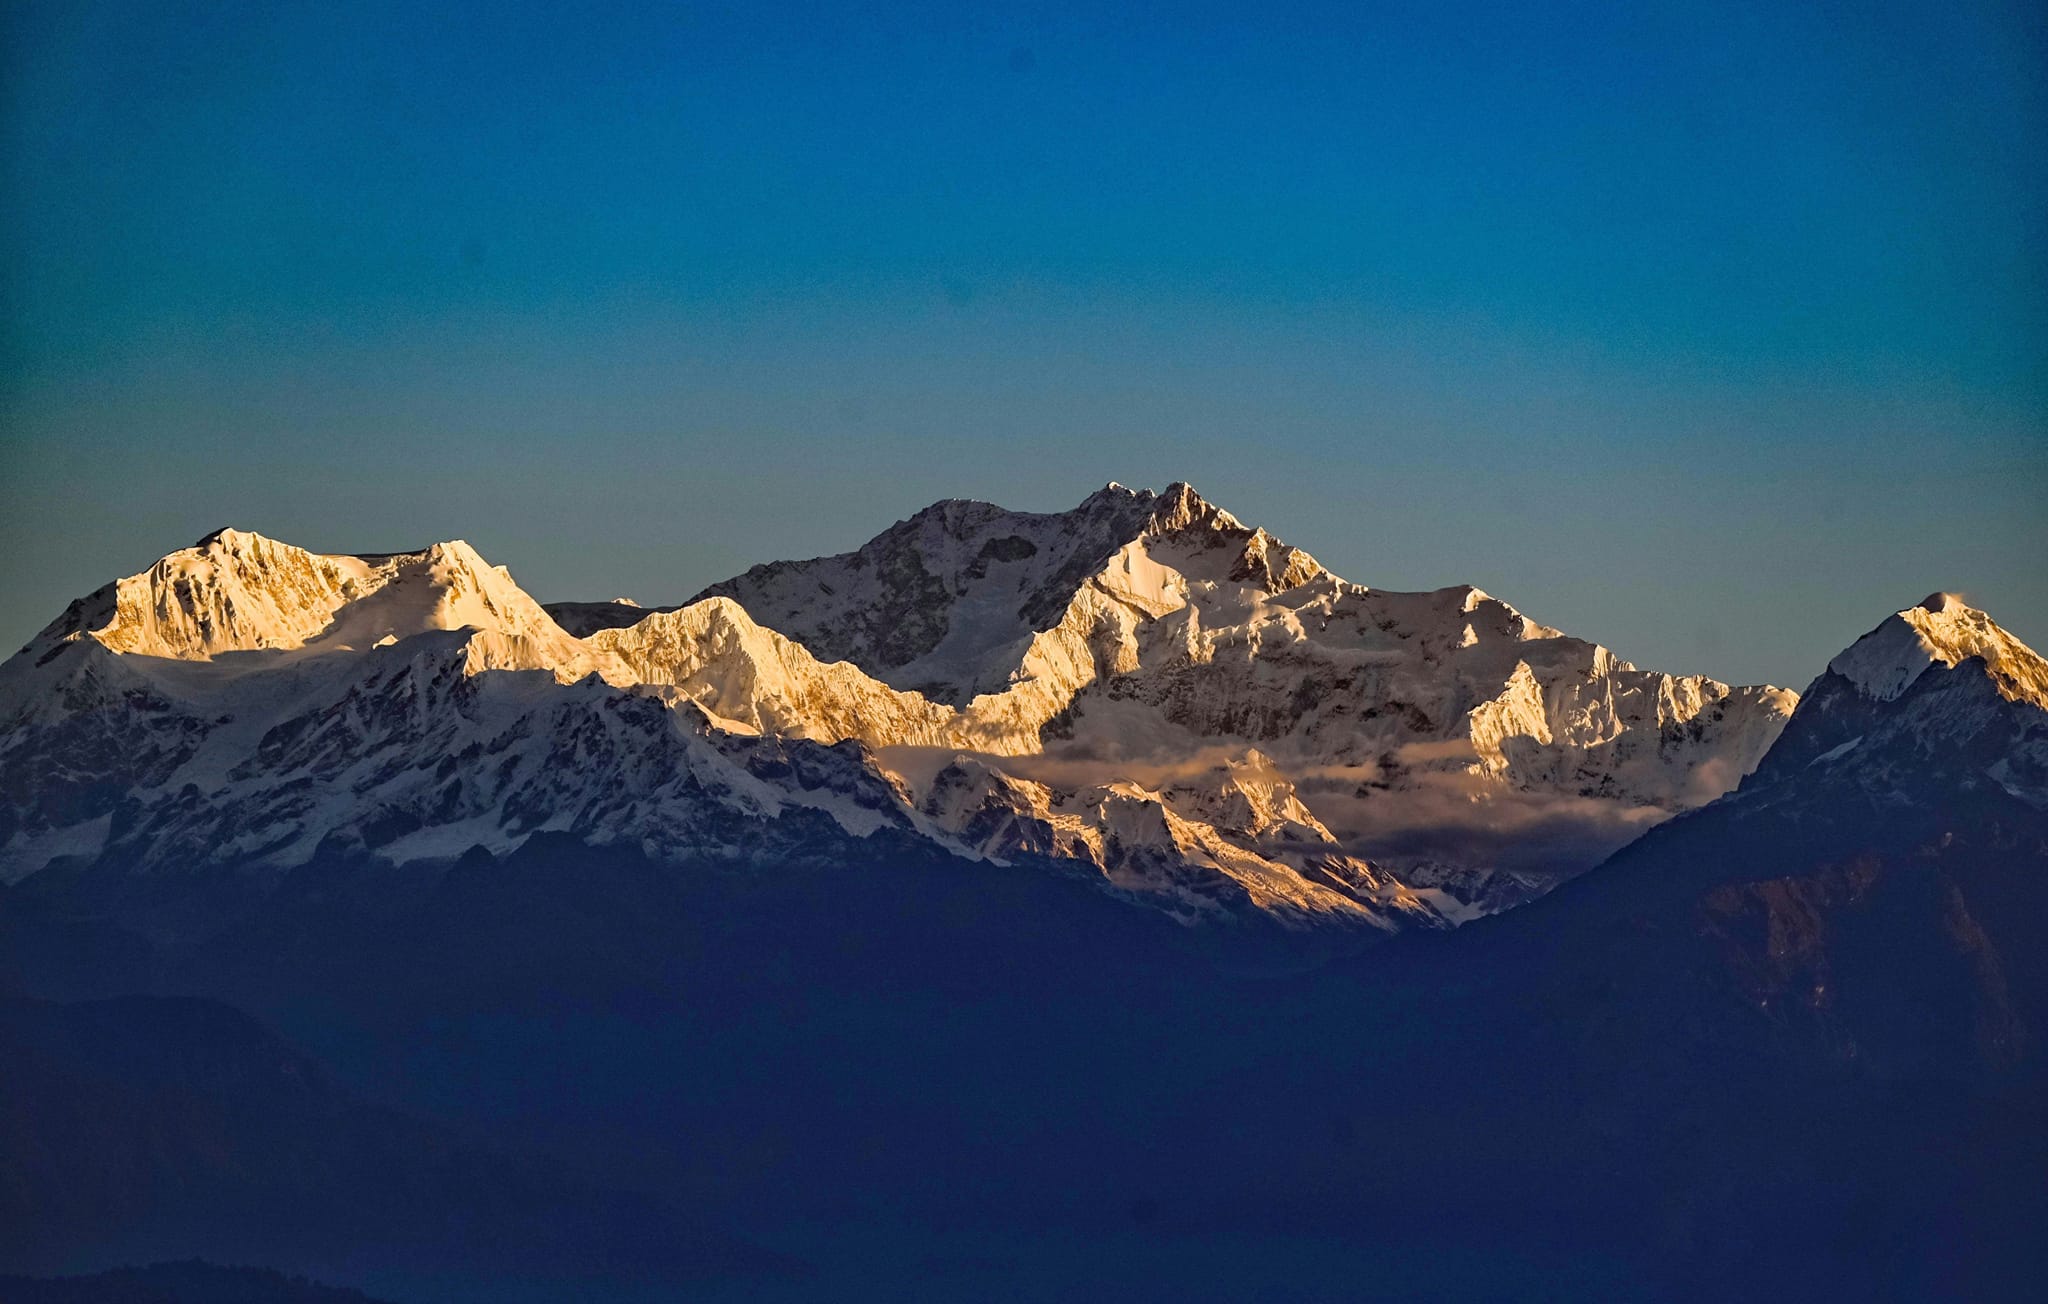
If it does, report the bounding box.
[0,483,1806,929]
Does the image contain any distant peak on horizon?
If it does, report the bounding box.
[1828,592,2046,707]
[1071,479,1244,536]
[20,528,558,667]
[1083,477,1210,504]
[193,524,251,549]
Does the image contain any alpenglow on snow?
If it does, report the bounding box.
[2,483,1810,929]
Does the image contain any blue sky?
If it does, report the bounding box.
[3,0,2043,686]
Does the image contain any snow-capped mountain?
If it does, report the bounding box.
[1739,592,2048,808]
[0,531,917,892]
[1,484,1802,929]
[25,528,591,671]
[681,482,1796,908]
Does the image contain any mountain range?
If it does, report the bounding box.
[0,482,1801,929]
[2,481,2042,1301]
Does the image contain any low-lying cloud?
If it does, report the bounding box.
[878,736,1671,881]
[1299,769,1672,878]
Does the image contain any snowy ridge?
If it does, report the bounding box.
[690,483,1273,702]
[588,597,960,748]
[21,529,594,678]
[23,528,364,663]
[1827,593,2048,707]
[0,617,918,885]
[1748,595,2048,808]
[679,482,1798,908]
[1,483,1817,928]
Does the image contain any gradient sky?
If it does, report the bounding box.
[3,0,2043,688]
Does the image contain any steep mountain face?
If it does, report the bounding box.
[1747,593,2048,806]
[691,484,1196,702]
[0,484,1797,928]
[686,481,1796,904]
[24,528,591,672]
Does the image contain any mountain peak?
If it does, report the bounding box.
[14,530,575,668]
[1076,480,1232,523]
[1119,481,1248,538]
[1746,594,2047,804]
[1915,590,1967,614]
[1826,596,2047,707]
[190,525,308,559]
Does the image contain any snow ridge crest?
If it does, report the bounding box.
[0,481,1840,932]
[1827,593,2048,707]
